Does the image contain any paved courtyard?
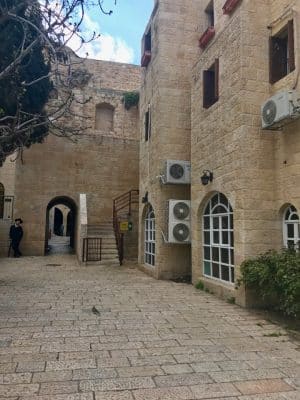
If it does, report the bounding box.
[0,255,299,400]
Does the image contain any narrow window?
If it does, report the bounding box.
[145,28,152,52]
[0,183,4,219]
[283,205,300,250]
[203,59,219,109]
[270,20,295,84]
[203,193,234,283]
[144,105,151,141]
[205,0,214,28]
[95,103,114,131]
[145,205,155,266]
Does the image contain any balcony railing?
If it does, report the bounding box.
[0,196,14,220]
[199,26,215,49]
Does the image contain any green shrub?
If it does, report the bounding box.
[238,249,300,318]
[195,280,204,290]
[123,92,139,110]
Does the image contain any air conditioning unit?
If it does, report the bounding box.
[168,200,191,244]
[261,90,300,130]
[165,160,191,184]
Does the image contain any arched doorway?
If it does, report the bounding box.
[45,196,77,255]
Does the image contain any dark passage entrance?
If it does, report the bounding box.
[45,196,77,255]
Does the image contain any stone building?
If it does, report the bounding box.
[138,0,300,306]
[0,0,299,307]
[0,58,141,261]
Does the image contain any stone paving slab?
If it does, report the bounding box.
[0,254,298,399]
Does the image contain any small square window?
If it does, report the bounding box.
[270,20,295,84]
[203,59,219,109]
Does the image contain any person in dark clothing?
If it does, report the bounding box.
[9,218,23,257]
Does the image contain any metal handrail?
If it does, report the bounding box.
[82,237,102,262]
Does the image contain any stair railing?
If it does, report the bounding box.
[113,189,139,265]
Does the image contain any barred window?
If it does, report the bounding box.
[203,193,234,283]
[145,206,155,266]
[283,205,300,250]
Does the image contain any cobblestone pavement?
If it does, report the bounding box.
[0,255,299,400]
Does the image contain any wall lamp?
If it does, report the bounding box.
[201,170,213,185]
[142,191,148,203]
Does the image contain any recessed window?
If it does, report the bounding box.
[0,183,4,219]
[95,103,114,131]
[205,0,214,27]
[203,193,234,283]
[144,106,151,141]
[283,205,300,250]
[270,20,295,84]
[145,205,155,266]
[203,59,219,109]
[141,27,152,67]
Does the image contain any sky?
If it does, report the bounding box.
[74,1,154,65]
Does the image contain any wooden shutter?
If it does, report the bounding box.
[269,35,287,83]
[288,19,295,72]
[214,59,219,101]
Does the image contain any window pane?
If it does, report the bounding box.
[211,194,218,208]
[221,248,229,264]
[214,205,227,214]
[291,213,299,221]
[221,265,230,281]
[204,261,211,276]
[220,193,228,207]
[204,231,210,244]
[212,263,220,278]
[222,216,228,229]
[213,231,219,244]
[287,224,294,238]
[231,249,234,264]
[231,267,235,283]
[204,246,210,260]
[204,216,210,229]
[222,231,229,244]
[230,231,234,245]
[213,217,219,229]
[212,247,219,261]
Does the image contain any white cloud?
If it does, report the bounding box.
[39,1,135,64]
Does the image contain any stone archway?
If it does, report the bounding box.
[45,196,77,255]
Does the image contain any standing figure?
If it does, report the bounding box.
[9,218,23,257]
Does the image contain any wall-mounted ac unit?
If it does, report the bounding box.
[168,200,191,244]
[165,160,191,184]
[261,90,300,130]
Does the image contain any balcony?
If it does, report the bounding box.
[141,50,151,67]
[223,0,241,15]
[199,26,215,49]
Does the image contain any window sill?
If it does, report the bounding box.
[223,0,241,15]
[199,26,215,49]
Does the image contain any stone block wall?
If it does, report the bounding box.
[1,60,141,257]
[138,0,202,280]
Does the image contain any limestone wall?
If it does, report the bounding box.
[138,0,202,280]
[2,59,140,256]
[191,0,300,306]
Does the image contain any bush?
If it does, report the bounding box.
[238,249,300,318]
[195,280,204,290]
[123,92,139,110]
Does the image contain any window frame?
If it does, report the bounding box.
[144,206,155,267]
[269,19,295,84]
[203,193,234,284]
[283,205,300,250]
[203,59,219,109]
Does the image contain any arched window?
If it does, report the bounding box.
[0,183,4,219]
[203,193,234,283]
[95,103,114,131]
[283,205,300,250]
[145,205,155,266]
